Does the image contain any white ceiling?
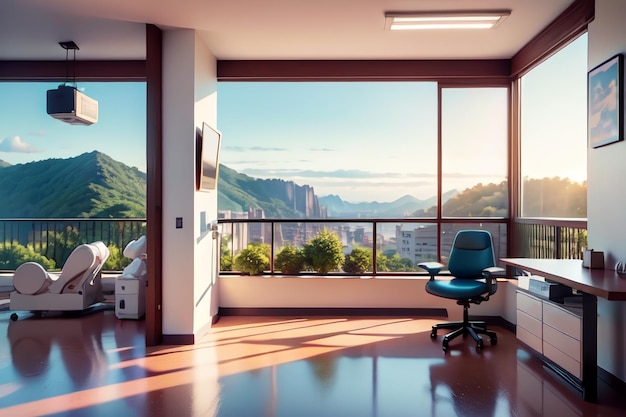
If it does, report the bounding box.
[0,0,575,61]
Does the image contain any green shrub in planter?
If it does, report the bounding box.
[221,235,233,271]
[233,243,270,275]
[384,253,414,272]
[343,246,372,274]
[274,245,305,274]
[0,243,56,270]
[221,254,233,272]
[302,228,344,274]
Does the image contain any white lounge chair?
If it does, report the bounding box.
[9,241,110,320]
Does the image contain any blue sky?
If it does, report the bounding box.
[217,82,511,201]
[0,81,146,171]
[218,34,588,202]
[0,34,587,204]
[218,81,441,201]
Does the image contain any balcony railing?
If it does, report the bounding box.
[513,218,587,259]
[0,218,146,271]
[0,217,587,274]
[218,218,510,275]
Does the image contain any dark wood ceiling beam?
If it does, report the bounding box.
[511,0,594,77]
[0,60,146,81]
[217,59,511,82]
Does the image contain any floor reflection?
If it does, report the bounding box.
[0,307,147,415]
[211,317,625,417]
[429,349,506,417]
[8,309,108,385]
[0,314,624,417]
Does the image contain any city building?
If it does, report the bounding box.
[396,224,438,264]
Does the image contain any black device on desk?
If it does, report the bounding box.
[527,277,573,303]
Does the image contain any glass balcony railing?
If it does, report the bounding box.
[0,218,146,271]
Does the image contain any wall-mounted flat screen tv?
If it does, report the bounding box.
[196,122,222,191]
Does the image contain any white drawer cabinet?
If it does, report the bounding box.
[542,301,582,378]
[516,291,543,353]
[543,302,581,339]
[517,322,543,353]
[517,291,542,319]
[516,290,582,379]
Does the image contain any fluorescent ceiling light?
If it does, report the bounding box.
[385,11,511,30]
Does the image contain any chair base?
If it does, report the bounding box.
[431,305,497,351]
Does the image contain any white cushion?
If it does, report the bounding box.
[119,258,146,279]
[123,236,146,259]
[90,241,110,263]
[13,262,53,295]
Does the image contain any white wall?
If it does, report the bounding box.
[219,276,517,323]
[587,0,626,383]
[192,33,220,333]
[161,29,218,339]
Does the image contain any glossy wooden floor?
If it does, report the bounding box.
[0,306,624,417]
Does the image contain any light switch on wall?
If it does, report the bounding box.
[176,217,183,228]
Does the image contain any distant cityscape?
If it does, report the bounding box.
[218,206,507,267]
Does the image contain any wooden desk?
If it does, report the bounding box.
[501,258,626,402]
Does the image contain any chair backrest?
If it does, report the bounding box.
[48,241,109,294]
[447,230,495,279]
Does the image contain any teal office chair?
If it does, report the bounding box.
[418,230,505,352]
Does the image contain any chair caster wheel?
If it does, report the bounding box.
[490,336,497,345]
[10,313,18,321]
[442,340,449,352]
[430,331,437,339]
[476,339,484,350]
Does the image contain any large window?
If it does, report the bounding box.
[520,34,588,218]
[0,81,146,219]
[0,81,147,270]
[217,82,509,272]
[441,87,509,217]
[217,81,438,219]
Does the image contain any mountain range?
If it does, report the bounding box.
[218,164,323,218]
[318,190,459,218]
[0,151,146,218]
[2,152,542,219]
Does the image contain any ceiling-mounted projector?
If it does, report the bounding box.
[47,84,98,126]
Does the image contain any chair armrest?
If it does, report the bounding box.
[482,266,506,294]
[418,262,444,278]
[482,266,506,278]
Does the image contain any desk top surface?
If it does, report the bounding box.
[501,258,626,301]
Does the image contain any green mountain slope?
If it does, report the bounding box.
[410,178,586,218]
[218,164,316,218]
[2,155,584,221]
[0,151,146,218]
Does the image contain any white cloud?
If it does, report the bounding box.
[0,136,40,153]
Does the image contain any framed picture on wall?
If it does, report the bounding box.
[588,53,624,148]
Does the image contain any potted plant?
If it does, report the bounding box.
[302,228,344,274]
[233,242,270,275]
[274,245,305,274]
[343,246,372,274]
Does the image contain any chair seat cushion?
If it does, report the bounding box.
[425,278,488,299]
